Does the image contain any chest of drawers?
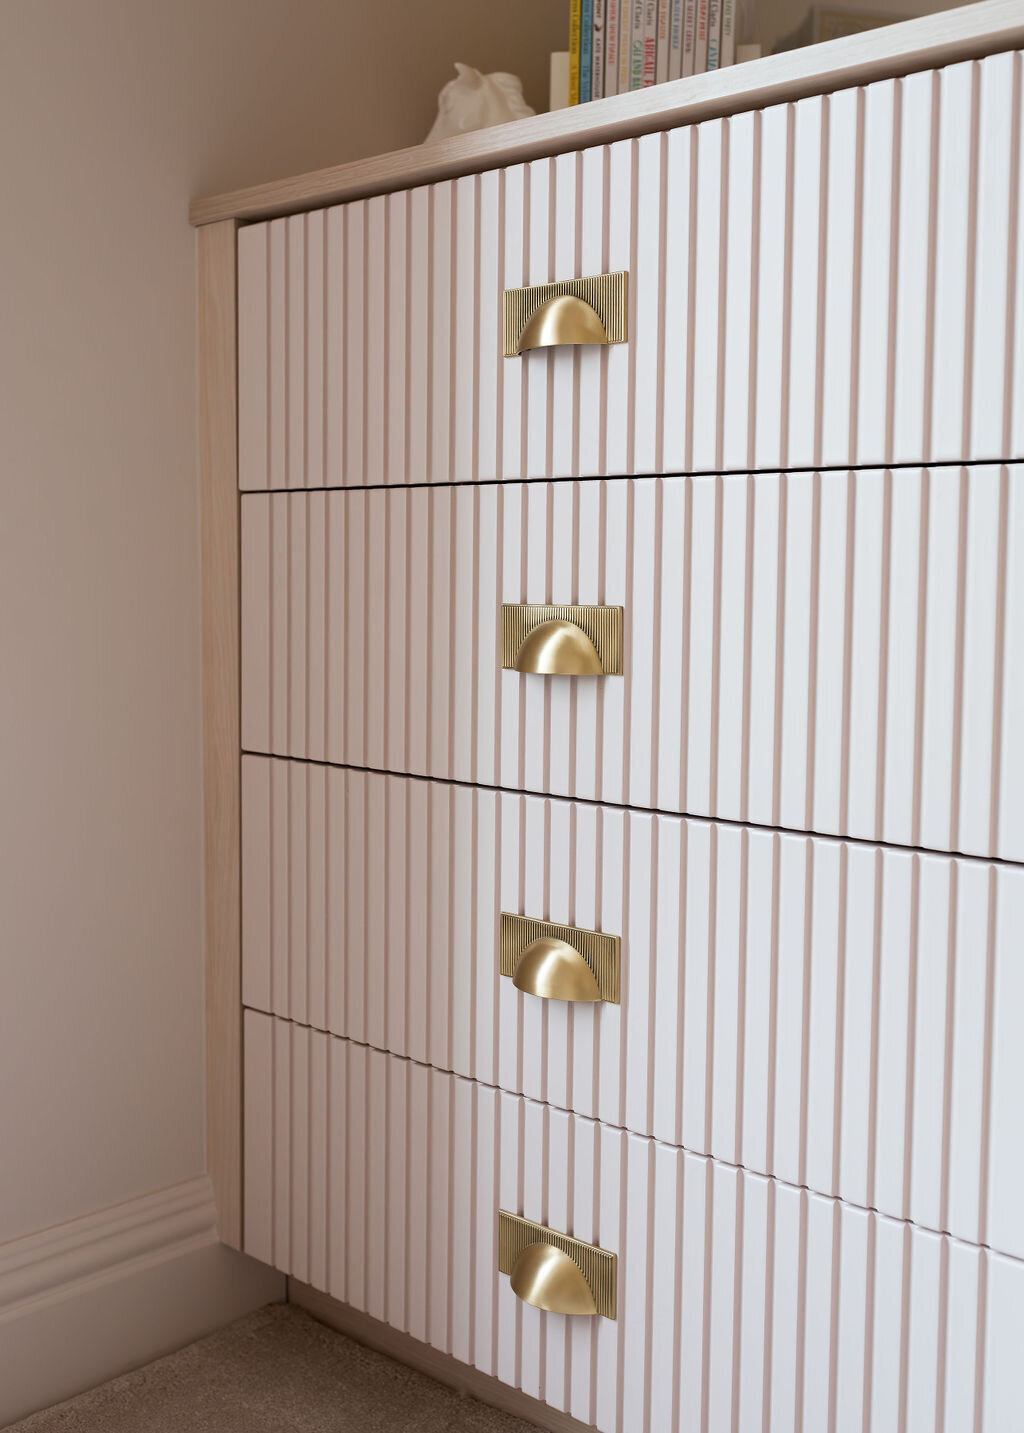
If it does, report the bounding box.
[196,8,1024,1429]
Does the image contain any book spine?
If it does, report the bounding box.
[592,0,606,98]
[580,0,593,101]
[706,0,722,69]
[656,0,670,85]
[606,0,619,96]
[682,0,697,76]
[569,0,582,103]
[630,0,645,89]
[719,0,736,67]
[642,0,657,87]
[693,0,709,74]
[668,0,684,81]
[621,0,635,93]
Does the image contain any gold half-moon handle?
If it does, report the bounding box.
[512,936,603,1002]
[514,618,604,675]
[509,1242,598,1316]
[503,272,628,357]
[517,293,609,353]
[502,604,623,676]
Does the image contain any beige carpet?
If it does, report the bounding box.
[7,1304,541,1432]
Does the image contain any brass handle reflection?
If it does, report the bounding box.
[512,936,603,1002]
[503,272,628,357]
[501,604,623,676]
[500,913,620,1004]
[510,1243,598,1316]
[498,1211,616,1319]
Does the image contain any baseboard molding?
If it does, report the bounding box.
[0,1177,283,1426]
[290,1280,597,1433]
[0,1176,219,1319]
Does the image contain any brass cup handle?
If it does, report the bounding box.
[499,1211,616,1319]
[500,913,620,1004]
[503,272,628,357]
[501,604,623,676]
[509,1242,599,1317]
[512,936,603,1002]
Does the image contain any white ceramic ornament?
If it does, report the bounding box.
[424,63,535,143]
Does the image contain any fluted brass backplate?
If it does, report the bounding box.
[499,1211,617,1319]
[500,913,620,1003]
[503,272,628,357]
[501,604,623,676]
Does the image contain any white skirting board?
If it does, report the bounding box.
[0,1175,284,1426]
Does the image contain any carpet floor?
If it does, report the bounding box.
[7,1304,541,1432]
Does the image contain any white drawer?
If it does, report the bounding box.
[242,757,1024,1262]
[237,52,1023,493]
[240,466,1024,859]
[244,1014,1024,1433]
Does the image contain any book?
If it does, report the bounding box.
[550,51,571,109]
[706,0,722,69]
[619,0,633,92]
[592,0,606,98]
[566,0,735,106]
[630,0,645,88]
[682,0,697,75]
[642,0,658,87]
[606,0,620,96]
[569,0,582,102]
[693,0,709,74]
[669,0,685,80]
[581,0,593,100]
[719,0,736,66]
[657,0,670,85]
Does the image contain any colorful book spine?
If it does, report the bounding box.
[592,0,606,98]
[606,0,620,96]
[569,0,582,103]
[706,0,722,69]
[630,0,646,89]
[719,0,736,67]
[682,0,697,75]
[619,0,633,93]
[668,0,685,80]
[580,0,594,100]
[657,0,670,84]
[642,0,658,86]
[693,0,709,74]
[684,0,701,74]
[630,0,645,89]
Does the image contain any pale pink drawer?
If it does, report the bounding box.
[237,52,1023,493]
[244,1013,1024,1433]
[240,466,1024,860]
[242,756,1024,1263]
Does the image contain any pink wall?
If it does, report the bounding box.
[0,0,566,1245]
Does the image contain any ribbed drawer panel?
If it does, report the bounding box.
[244,1014,1024,1433]
[237,52,1024,492]
[242,756,1024,1261]
[240,466,1023,859]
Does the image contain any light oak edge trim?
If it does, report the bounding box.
[199,218,242,1249]
[289,1280,599,1433]
[190,0,1024,225]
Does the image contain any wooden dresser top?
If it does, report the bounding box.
[190,0,1022,226]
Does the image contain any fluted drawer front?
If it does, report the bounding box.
[242,756,1024,1262]
[237,51,1023,493]
[244,1013,1024,1433]
[240,466,1023,859]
